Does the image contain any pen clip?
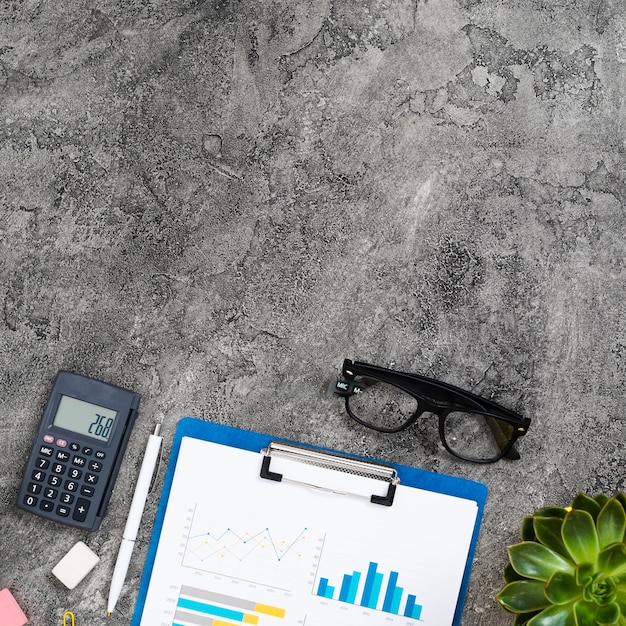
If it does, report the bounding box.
[63,611,75,626]
[149,442,164,494]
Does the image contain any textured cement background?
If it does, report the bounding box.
[1,1,626,624]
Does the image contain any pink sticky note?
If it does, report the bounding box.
[0,588,28,626]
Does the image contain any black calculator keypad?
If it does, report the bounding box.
[22,437,103,524]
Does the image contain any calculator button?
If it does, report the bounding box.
[60,493,74,505]
[56,450,70,462]
[52,463,66,475]
[23,495,38,507]
[64,480,79,492]
[48,475,62,487]
[44,487,58,500]
[39,445,54,457]
[57,505,71,517]
[88,461,102,472]
[35,458,50,469]
[85,473,99,485]
[70,442,80,452]
[81,485,95,497]
[68,468,82,480]
[43,434,55,444]
[27,483,42,494]
[82,447,93,456]
[39,500,54,512]
[56,438,68,448]
[31,470,45,482]
[72,456,86,467]
[73,498,90,522]
[95,450,106,460]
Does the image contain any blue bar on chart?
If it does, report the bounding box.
[404,595,423,620]
[338,571,361,603]
[361,562,384,609]
[315,561,423,619]
[382,571,402,613]
[317,578,335,599]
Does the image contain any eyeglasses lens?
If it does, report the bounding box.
[443,412,515,462]
[347,379,418,431]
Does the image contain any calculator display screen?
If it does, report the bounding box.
[52,395,118,443]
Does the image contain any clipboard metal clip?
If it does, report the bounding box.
[260,441,399,506]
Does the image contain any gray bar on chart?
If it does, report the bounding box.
[180,585,256,611]
[174,609,215,626]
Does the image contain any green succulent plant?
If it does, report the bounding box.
[496,493,626,625]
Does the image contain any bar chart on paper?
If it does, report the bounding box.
[316,560,423,619]
[173,585,287,626]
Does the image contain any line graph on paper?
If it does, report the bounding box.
[181,502,317,591]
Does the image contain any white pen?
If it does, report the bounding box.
[107,424,163,617]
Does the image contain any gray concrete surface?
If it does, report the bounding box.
[1,1,625,624]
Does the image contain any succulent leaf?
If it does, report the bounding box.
[615,494,626,520]
[577,563,596,587]
[595,495,610,508]
[615,586,626,612]
[523,516,540,541]
[573,494,602,520]
[544,571,582,605]
[598,499,626,549]
[505,562,528,583]
[535,507,569,520]
[514,611,542,625]
[574,600,599,626]
[509,542,576,581]
[534,517,569,558]
[598,544,626,578]
[562,510,600,565]
[527,602,576,625]
[596,601,620,624]
[496,580,551,613]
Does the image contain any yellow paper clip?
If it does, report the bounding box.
[63,611,75,625]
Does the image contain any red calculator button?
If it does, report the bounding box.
[43,434,55,444]
[56,438,68,448]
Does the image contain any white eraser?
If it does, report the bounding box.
[52,541,100,590]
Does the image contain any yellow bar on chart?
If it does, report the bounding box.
[254,603,286,618]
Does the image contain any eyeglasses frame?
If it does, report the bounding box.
[334,359,531,463]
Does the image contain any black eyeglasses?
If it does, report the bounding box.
[332,359,531,463]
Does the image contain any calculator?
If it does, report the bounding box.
[16,371,140,531]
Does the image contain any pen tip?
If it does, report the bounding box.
[107,612,111,617]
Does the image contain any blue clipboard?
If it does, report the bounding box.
[131,417,488,626]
